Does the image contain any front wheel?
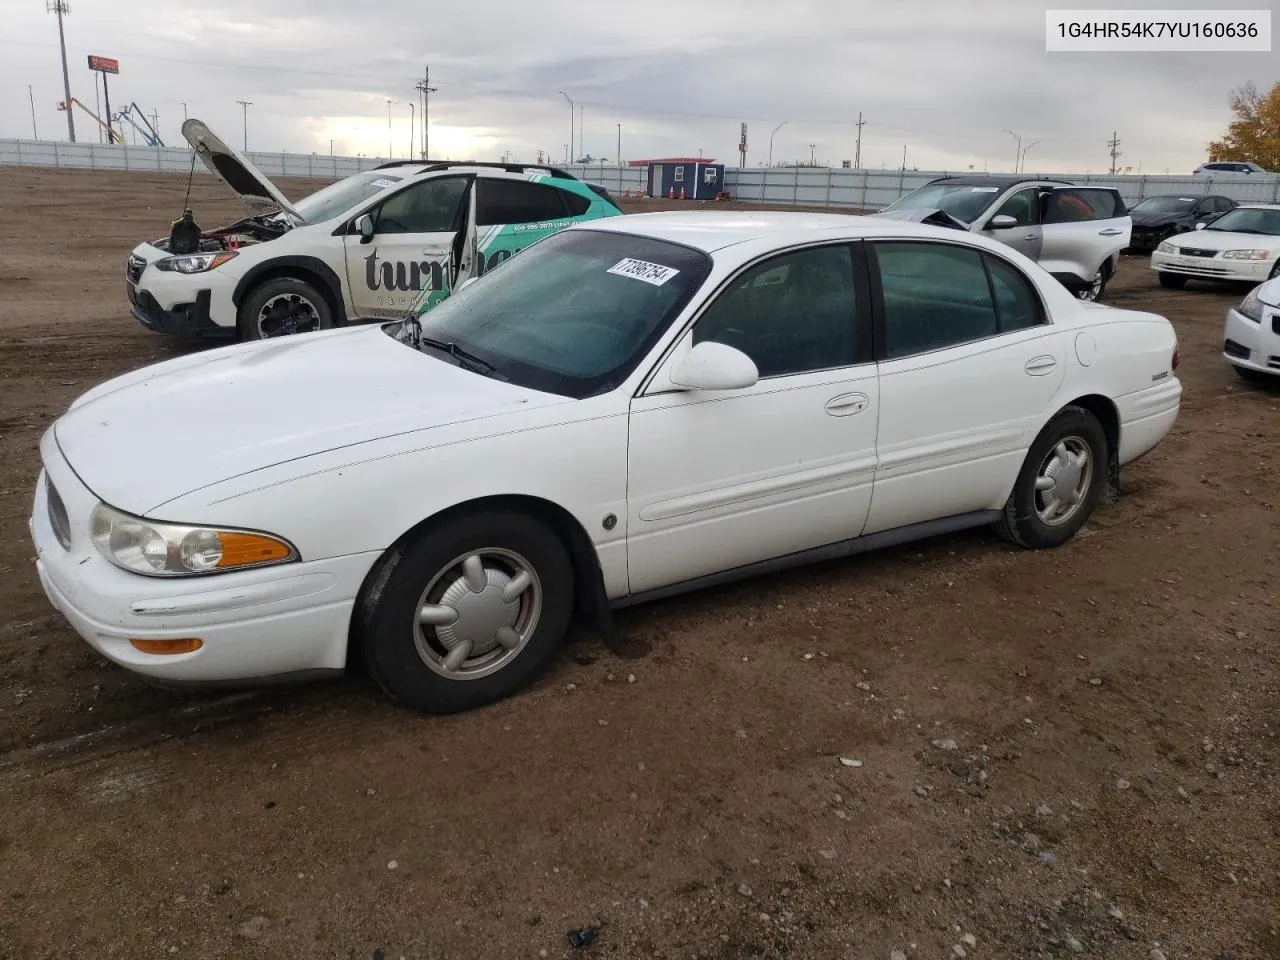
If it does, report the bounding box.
[359,510,575,714]
[993,405,1109,549]
[1233,365,1274,385]
[1157,271,1187,289]
[237,276,333,341]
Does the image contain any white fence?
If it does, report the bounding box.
[3,138,1279,210]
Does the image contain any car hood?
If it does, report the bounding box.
[1255,276,1280,306]
[53,326,566,515]
[869,208,971,231]
[1165,229,1280,251]
[182,118,304,222]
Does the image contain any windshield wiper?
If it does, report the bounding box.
[418,335,497,375]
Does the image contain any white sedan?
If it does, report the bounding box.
[1151,204,1280,288]
[30,212,1183,713]
[1223,276,1280,381]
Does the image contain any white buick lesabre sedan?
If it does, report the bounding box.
[31,211,1183,714]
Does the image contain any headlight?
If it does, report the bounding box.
[154,251,238,274]
[1156,241,1175,253]
[1221,249,1271,260]
[1238,286,1265,322]
[90,502,297,577]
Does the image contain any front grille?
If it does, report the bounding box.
[1269,356,1280,370]
[125,254,146,284]
[1177,247,1218,258]
[45,476,71,550]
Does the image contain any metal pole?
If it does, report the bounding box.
[408,102,414,159]
[854,111,864,169]
[28,84,38,139]
[237,100,252,151]
[1003,129,1021,173]
[51,1,75,142]
[559,92,574,162]
[103,73,114,143]
[94,73,102,143]
[386,99,392,158]
[617,123,621,166]
[768,121,787,167]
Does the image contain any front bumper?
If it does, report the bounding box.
[1150,250,1277,283]
[129,288,232,338]
[126,245,241,337]
[1222,304,1280,376]
[30,432,382,685]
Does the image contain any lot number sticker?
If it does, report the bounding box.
[372,178,398,189]
[607,258,680,286]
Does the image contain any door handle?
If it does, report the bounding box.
[1098,228,1124,236]
[1025,355,1057,376]
[1024,234,1037,241]
[825,392,869,416]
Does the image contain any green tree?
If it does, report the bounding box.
[1207,81,1280,171]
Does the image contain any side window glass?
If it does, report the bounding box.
[992,188,1038,226]
[692,245,859,378]
[559,188,591,217]
[475,179,571,227]
[874,242,997,359]
[985,255,1044,332]
[1043,189,1099,224]
[374,177,468,235]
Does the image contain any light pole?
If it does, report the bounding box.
[408,102,415,160]
[181,101,187,121]
[236,100,252,151]
[808,143,816,166]
[563,90,578,162]
[616,123,621,166]
[386,99,393,159]
[49,0,75,142]
[1020,140,1041,173]
[1003,129,1022,173]
[768,121,787,167]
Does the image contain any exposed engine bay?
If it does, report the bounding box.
[159,210,294,255]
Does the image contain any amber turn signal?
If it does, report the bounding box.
[215,532,294,569]
[129,638,204,655]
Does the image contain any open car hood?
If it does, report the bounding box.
[870,207,970,231]
[181,118,303,222]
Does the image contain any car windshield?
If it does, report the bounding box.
[391,229,712,398]
[292,171,405,223]
[881,183,1004,223]
[1204,208,1280,235]
[1133,196,1197,214]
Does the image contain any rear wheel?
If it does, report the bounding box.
[237,277,333,341]
[359,510,575,714]
[1076,262,1110,302]
[1158,271,1188,289]
[994,405,1108,549]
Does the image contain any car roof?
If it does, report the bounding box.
[925,175,1074,188]
[1238,203,1280,210]
[575,209,1007,254]
[372,159,580,182]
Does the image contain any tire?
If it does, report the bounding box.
[993,405,1109,549]
[359,509,575,714]
[237,276,333,341]
[1233,365,1274,385]
[1157,272,1187,289]
[1076,263,1110,302]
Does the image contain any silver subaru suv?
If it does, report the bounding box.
[877,176,1132,301]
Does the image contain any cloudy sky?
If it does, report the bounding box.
[2,0,1275,174]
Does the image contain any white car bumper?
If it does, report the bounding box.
[1223,304,1280,376]
[1114,377,1182,467]
[127,242,243,336]
[1150,249,1278,284]
[30,439,381,684]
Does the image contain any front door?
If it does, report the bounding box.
[343,174,471,319]
[626,242,879,594]
[979,186,1043,262]
[864,239,1066,535]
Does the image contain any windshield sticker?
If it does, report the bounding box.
[1178,197,1195,201]
[607,258,680,286]
[969,186,1000,192]
[371,178,398,189]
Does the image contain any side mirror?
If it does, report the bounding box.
[1194,222,1206,230]
[987,214,1018,230]
[355,214,375,243]
[668,341,758,392]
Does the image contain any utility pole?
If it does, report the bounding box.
[150,109,159,141]
[578,104,584,161]
[28,84,38,139]
[901,144,907,170]
[559,92,574,162]
[617,122,621,166]
[236,100,251,151]
[408,102,414,160]
[385,98,393,158]
[414,66,437,159]
[809,143,816,166]
[49,0,75,141]
[854,111,865,169]
[1107,131,1121,174]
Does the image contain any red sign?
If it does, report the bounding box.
[87,55,119,74]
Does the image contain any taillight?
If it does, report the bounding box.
[1172,338,1180,371]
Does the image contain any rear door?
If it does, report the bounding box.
[342,174,471,319]
[977,185,1043,261]
[471,176,586,279]
[1040,187,1130,284]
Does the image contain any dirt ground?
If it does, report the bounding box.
[0,166,1276,960]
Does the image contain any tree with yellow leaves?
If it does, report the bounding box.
[1206,81,1280,171]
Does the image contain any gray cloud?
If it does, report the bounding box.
[2,0,1273,174]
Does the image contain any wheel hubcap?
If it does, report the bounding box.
[257,293,321,337]
[1034,437,1093,526]
[1078,270,1104,301]
[414,549,542,680]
